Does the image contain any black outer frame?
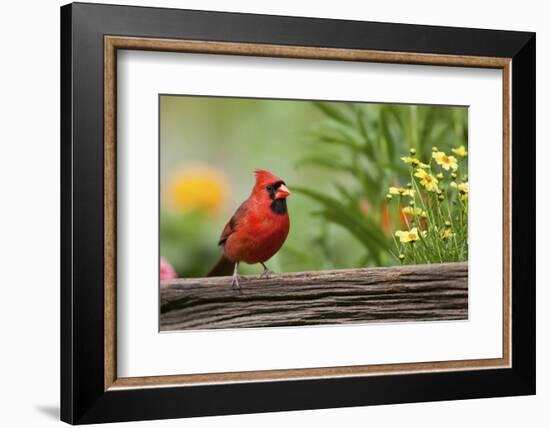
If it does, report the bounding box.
[60,2,535,424]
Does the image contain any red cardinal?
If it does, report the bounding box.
[207,169,291,289]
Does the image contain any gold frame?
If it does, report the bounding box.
[104,36,512,391]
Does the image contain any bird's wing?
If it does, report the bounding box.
[218,201,248,246]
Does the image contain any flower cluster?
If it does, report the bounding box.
[387,146,468,265]
[387,186,415,198]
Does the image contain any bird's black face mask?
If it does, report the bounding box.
[266,181,288,215]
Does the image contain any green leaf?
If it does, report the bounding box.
[380,109,396,163]
[312,101,354,125]
[419,107,436,152]
[333,182,358,207]
[295,156,355,174]
[355,108,375,159]
[293,186,390,254]
[314,134,364,153]
[319,210,383,265]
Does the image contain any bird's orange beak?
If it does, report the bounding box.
[275,184,291,199]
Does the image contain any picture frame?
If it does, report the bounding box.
[60,2,535,424]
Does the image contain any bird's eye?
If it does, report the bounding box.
[266,185,273,191]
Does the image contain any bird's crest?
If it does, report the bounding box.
[254,169,283,186]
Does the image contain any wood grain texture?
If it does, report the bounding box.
[106,36,510,68]
[160,262,468,331]
[104,36,117,390]
[103,36,511,389]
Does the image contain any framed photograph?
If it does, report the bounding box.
[61,2,535,424]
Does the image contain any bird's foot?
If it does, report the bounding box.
[231,275,243,294]
[259,269,273,279]
[231,262,243,293]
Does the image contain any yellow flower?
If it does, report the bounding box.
[401,156,417,165]
[401,157,430,168]
[440,229,455,240]
[450,181,468,200]
[395,227,421,243]
[452,146,468,157]
[457,182,468,194]
[402,206,427,218]
[457,182,468,200]
[164,165,229,215]
[432,151,458,171]
[388,186,415,197]
[414,169,439,192]
[436,172,444,180]
[388,186,400,195]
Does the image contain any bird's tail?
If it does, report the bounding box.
[206,254,234,277]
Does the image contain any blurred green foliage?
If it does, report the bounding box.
[295,102,468,266]
[160,95,467,278]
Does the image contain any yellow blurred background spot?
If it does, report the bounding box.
[165,165,229,216]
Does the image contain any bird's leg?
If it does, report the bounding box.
[231,262,241,291]
[260,262,273,279]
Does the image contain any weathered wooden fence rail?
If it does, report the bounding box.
[160,262,468,331]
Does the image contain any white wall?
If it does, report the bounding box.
[0,1,545,427]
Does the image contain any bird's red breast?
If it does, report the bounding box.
[219,170,290,265]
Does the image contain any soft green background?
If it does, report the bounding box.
[160,95,467,278]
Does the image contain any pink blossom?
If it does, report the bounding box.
[160,257,177,280]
